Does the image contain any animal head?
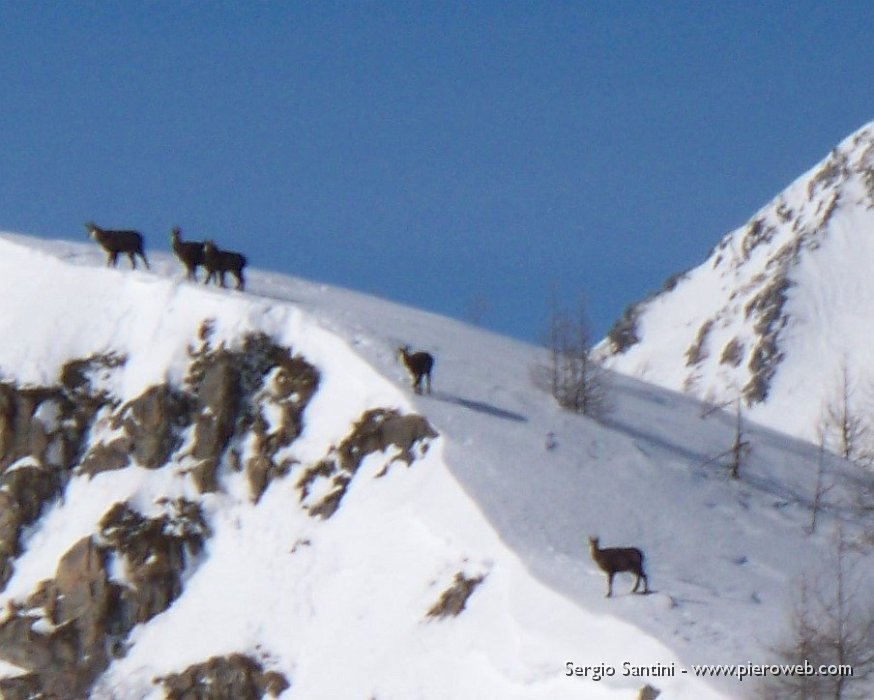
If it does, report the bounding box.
[170,226,181,242]
[84,222,98,239]
[588,536,599,549]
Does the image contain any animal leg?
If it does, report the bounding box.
[606,573,614,598]
[128,251,137,269]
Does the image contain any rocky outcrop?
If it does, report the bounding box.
[742,276,792,404]
[79,436,132,476]
[118,385,193,469]
[0,356,125,587]
[190,350,244,492]
[602,123,874,426]
[426,572,485,619]
[298,408,438,519]
[0,671,42,700]
[78,323,320,501]
[244,351,320,503]
[99,500,209,626]
[0,320,437,698]
[185,325,319,495]
[335,409,438,474]
[0,465,62,585]
[684,320,713,367]
[58,351,126,408]
[159,653,290,699]
[80,384,194,476]
[605,303,641,354]
[0,499,208,698]
[638,684,661,700]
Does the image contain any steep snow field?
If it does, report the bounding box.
[602,122,874,447]
[0,231,870,699]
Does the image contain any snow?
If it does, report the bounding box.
[0,230,869,698]
[602,121,874,448]
[32,399,61,433]
[0,659,27,679]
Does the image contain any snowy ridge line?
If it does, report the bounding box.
[0,231,737,698]
[601,120,874,446]
[3,227,873,698]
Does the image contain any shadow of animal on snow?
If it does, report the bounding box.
[430,391,528,423]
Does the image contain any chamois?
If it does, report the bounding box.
[202,240,247,291]
[588,536,649,597]
[170,227,205,281]
[398,345,434,395]
[85,222,150,269]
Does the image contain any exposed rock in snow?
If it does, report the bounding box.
[602,121,874,443]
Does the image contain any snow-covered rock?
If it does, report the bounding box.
[602,121,874,446]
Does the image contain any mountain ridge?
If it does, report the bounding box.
[602,120,874,444]
[0,231,869,698]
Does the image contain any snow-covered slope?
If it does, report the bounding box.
[0,232,869,699]
[601,121,874,444]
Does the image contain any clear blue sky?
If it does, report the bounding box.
[1,2,873,342]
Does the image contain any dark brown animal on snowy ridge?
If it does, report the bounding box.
[202,240,247,291]
[588,536,649,597]
[170,226,205,281]
[85,222,150,269]
[398,345,434,395]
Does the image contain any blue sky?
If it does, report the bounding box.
[2,2,873,342]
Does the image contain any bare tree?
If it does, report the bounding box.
[760,530,874,699]
[821,360,873,468]
[727,398,748,480]
[760,580,830,699]
[541,294,611,420]
[820,360,874,517]
[808,430,835,535]
[700,397,749,479]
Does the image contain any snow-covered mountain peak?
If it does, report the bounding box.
[602,120,874,442]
